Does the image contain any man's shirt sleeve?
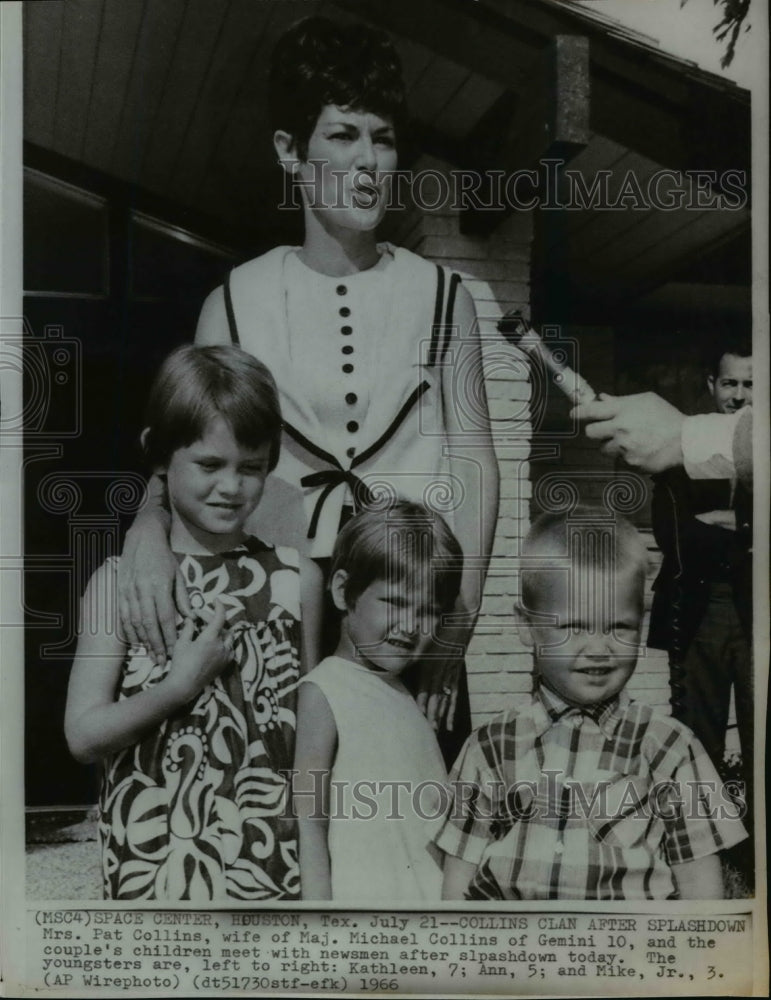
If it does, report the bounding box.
[681,410,747,480]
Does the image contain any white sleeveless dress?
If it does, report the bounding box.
[300,656,447,902]
[205,244,463,557]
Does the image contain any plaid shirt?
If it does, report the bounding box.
[435,686,747,900]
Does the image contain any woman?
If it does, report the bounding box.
[118,16,499,762]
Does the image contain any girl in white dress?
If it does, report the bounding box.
[293,502,463,901]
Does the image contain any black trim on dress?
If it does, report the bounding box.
[224,270,240,345]
[288,380,431,539]
[427,265,446,368]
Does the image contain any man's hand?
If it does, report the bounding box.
[118,513,191,664]
[570,392,685,473]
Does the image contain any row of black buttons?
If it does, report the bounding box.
[341,313,353,372]
[338,295,358,406]
[338,288,358,457]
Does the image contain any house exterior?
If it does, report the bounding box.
[18,0,751,805]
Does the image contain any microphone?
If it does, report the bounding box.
[498,310,597,405]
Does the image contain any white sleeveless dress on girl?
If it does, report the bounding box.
[300,656,447,902]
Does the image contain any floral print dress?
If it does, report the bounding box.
[99,539,302,901]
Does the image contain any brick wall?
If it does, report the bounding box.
[389,158,683,731]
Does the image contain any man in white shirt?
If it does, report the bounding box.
[573,345,754,889]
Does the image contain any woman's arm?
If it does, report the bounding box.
[421,283,500,728]
[442,855,477,900]
[66,562,230,763]
[298,557,324,675]
[671,854,724,899]
[118,473,188,663]
[294,681,337,900]
[443,283,499,616]
[194,286,230,346]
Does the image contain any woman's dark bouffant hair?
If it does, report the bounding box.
[142,345,282,471]
[269,17,407,159]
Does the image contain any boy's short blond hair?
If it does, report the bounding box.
[521,506,649,615]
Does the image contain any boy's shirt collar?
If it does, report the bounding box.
[533,682,627,739]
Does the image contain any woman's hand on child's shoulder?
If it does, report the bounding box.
[163,601,231,706]
[415,654,462,731]
[118,481,191,666]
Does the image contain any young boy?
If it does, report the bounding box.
[437,508,747,900]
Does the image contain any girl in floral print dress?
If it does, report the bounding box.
[65,345,323,901]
